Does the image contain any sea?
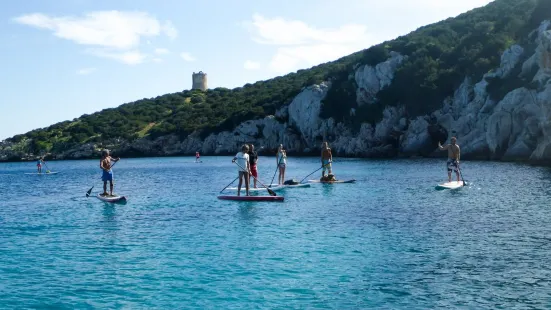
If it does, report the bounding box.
[0,156,550,309]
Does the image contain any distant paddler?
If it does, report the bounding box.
[438,137,461,183]
[276,144,287,185]
[321,142,333,178]
[232,144,251,196]
[195,151,201,163]
[36,156,45,174]
[248,144,259,188]
[100,150,120,197]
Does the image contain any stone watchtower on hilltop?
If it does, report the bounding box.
[192,71,208,91]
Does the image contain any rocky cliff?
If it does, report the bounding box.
[4,7,551,164]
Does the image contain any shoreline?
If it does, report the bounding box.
[1,153,548,167]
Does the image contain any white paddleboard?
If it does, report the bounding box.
[226,183,311,192]
[308,179,356,184]
[268,183,311,190]
[96,193,127,203]
[25,171,59,175]
[435,181,465,190]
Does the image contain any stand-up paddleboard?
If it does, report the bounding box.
[227,185,282,191]
[24,171,59,175]
[268,183,311,190]
[226,183,310,192]
[217,195,284,202]
[96,193,127,203]
[308,179,356,184]
[435,181,465,190]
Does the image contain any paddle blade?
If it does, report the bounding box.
[86,186,94,197]
[267,188,276,196]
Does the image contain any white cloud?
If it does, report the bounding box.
[77,67,96,75]
[87,49,147,65]
[154,48,170,55]
[180,52,196,62]
[13,11,178,65]
[153,58,163,63]
[244,60,261,70]
[162,21,178,40]
[244,14,375,73]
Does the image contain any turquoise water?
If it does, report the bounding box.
[1,156,551,309]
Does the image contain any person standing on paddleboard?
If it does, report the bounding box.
[100,150,120,197]
[276,144,287,185]
[438,137,461,183]
[248,144,259,188]
[232,144,251,196]
[195,151,200,163]
[36,157,45,173]
[321,142,333,178]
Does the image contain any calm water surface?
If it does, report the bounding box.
[0,156,550,309]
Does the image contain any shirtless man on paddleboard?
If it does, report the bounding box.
[438,137,461,183]
[100,150,120,197]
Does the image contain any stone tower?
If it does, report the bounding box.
[192,71,208,91]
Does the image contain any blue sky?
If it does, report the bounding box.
[0,0,493,140]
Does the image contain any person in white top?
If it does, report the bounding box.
[232,144,251,196]
[276,144,287,185]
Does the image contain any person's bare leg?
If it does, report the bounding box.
[237,173,242,196]
[245,173,250,196]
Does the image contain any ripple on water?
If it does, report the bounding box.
[1,157,551,308]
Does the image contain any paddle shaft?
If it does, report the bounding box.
[299,161,332,184]
[234,161,276,196]
[220,176,239,193]
[42,161,52,172]
[458,163,467,185]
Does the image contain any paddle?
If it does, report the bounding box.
[43,161,52,173]
[86,160,119,197]
[458,163,468,186]
[233,161,276,196]
[269,152,284,187]
[220,176,239,193]
[299,160,332,184]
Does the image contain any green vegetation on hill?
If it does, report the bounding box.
[5,0,549,156]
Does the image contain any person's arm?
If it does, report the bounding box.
[438,142,448,151]
[329,149,333,162]
[100,160,107,171]
[232,153,238,163]
[456,146,460,162]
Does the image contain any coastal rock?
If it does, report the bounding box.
[58,143,97,159]
[496,45,525,78]
[354,52,406,106]
[287,82,332,148]
[400,117,431,155]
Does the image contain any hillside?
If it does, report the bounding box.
[3,0,551,163]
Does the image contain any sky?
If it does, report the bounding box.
[0,0,493,140]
